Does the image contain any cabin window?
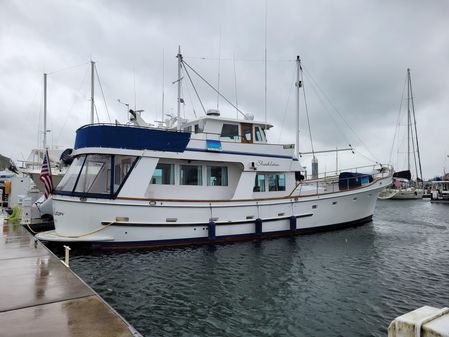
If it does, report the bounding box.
[56,156,86,192]
[194,124,203,134]
[75,154,111,194]
[183,126,192,133]
[254,126,264,142]
[114,155,135,191]
[207,166,228,186]
[220,124,239,140]
[151,163,174,185]
[253,174,266,192]
[241,123,253,143]
[180,165,203,185]
[268,174,286,191]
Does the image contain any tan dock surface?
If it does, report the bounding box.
[0,221,140,337]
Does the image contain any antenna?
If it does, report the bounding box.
[264,0,268,128]
[162,48,165,123]
[90,60,95,124]
[217,26,222,110]
[176,46,182,131]
[233,53,239,119]
[133,66,137,111]
[117,99,130,121]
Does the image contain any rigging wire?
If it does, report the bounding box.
[182,60,247,118]
[300,66,315,154]
[47,62,89,75]
[181,63,207,116]
[95,65,111,123]
[388,75,407,165]
[302,65,379,163]
[184,56,294,63]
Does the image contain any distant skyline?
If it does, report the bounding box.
[1,0,448,178]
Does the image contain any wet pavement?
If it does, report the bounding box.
[0,222,139,337]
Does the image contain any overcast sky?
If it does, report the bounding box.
[1,0,448,178]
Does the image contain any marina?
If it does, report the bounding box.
[1,1,449,336]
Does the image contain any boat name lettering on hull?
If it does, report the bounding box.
[256,160,279,167]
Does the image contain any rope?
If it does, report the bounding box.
[52,221,114,239]
[26,222,38,234]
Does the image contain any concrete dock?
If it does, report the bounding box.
[0,220,141,337]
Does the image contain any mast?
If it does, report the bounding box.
[43,73,47,149]
[162,49,165,124]
[90,60,95,124]
[176,46,182,131]
[409,69,424,187]
[295,56,301,160]
[407,68,411,172]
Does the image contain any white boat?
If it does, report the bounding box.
[379,68,424,200]
[430,181,449,203]
[37,52,392,248]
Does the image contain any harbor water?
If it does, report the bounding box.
[63,200,449,337]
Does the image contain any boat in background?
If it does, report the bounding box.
[36,51,393,249]
[378,69,424,200]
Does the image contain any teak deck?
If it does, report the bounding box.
[0,221,140,337]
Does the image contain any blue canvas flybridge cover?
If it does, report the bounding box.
[74,124,191,152]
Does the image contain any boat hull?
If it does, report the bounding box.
[37,177,389,249]
[378,188,423,200]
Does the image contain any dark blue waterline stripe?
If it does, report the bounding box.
[52,215,373,250]
[185,147,295,160]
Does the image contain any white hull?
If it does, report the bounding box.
[378,188,423,200]
[37,176,388,248]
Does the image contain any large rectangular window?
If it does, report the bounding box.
[56,156,86,192]
[253,174,266,192]
[151,163,174,185]
[180,165,202,185]
[207,166,228,186]
[75,154,110,194]
[220,124,239,140]
[268,174,286,191]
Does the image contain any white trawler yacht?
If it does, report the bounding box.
[37,52,392,248]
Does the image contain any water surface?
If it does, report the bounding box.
[66,200,449,337]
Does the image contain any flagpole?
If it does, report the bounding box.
[46,149,54,194]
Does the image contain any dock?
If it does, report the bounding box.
[0,220,141,337]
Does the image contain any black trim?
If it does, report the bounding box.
[52,215,373,250]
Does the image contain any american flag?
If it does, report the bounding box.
[40,151,53,199]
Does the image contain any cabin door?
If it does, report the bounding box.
[240,123,253,144]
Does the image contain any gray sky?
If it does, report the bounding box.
[1,0,448,178]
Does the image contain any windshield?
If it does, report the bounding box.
[55,154,137,198]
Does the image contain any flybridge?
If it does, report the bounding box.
[74,124,191,152]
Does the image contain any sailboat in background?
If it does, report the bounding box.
[378,68,424,200]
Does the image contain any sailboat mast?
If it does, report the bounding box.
[409,69,424,187]
[90,60,95,124]
[407,68,411,172]
[176,46,182,131]
[295,56,301,160]
[43,73,47,149]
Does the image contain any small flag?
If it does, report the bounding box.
[40,151,53,199]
